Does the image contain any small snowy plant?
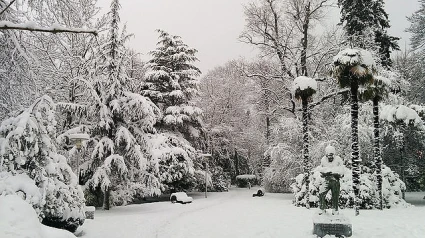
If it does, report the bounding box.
[0,95,85,232]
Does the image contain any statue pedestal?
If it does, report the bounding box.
[313,212,352,237]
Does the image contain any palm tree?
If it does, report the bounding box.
[360,74,391,210]
[332,49,376,216]
[293,76,317,209]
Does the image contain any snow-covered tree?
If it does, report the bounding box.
[407,0,425,51]
[0,95,85,232]
[59,0,162,210]
[338,0,399,62]
[360,69,397,209]
[292,76,317,208]
[142,30,203,142]
[332,48,376,215]
[198,60,267,183]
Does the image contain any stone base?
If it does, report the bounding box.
[85,206,95,220]
[313,212,352,237]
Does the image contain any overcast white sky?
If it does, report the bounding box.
[97,0,420,74]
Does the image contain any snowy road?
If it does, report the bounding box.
[81,188,425,238]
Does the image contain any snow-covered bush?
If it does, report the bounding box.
[381,165,409,208]
[209,166,230,192]
[291,163,408,209]
[0,96,85,232]
[235,174,257,188]
[146,133,199,192]
[0,195,76,238]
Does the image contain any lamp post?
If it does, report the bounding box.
[68,133,90,183]
[201,153,212,198]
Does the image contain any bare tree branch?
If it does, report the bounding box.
[308,88,349,109]
[0,0,16,15]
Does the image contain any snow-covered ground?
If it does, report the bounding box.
[80,188,425,238]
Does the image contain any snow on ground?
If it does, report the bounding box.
[80,188,425,238]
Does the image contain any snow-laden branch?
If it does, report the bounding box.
[0,0,16,16]
[0,21,97,35]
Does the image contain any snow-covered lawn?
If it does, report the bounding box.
[80,188,425,238]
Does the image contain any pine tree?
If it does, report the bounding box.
[70,0,161,209]
[0,95,85,232]
[407,0,425,50]
[371,0,400,68]
[338,0,399,63]
[142,30,203,142]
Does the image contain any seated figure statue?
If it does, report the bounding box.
[318,146,344,215]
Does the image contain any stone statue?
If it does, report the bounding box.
[318,146,344,215]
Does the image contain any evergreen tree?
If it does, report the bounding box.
[67,0,161,209]
[142,30,203,142]
[407,0,425,51]
[338,0,399,65]
[0,95,85,232]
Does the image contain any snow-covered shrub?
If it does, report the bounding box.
[0,96,85,232]
[235,174,257,188]
[292,163,407,209]
[0,195,75,238]
[381,165,409,208]
[208,166,229,192]
[0,172,42,212]
[145,133,199,192]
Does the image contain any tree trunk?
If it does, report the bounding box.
[234,149,239,176]
[373,96,383,210]
[103,187,110,210]
[301,2,311,77]
[302,98,310,209]
[351,79,360,216]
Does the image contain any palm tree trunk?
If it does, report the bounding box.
[373,96,383,210]
[351,80,360,216]
[302,98,310,209]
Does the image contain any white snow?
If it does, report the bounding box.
[77,188,425,238]
[0,172,41,206]
[170,192,193,203]
[236,174,257,180]
[380,104,423,126]
[0,195,76,238]
[292,76,318,93]
[68,133,90,140]
[333,49,376,68]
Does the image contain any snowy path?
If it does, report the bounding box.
[81,188,425,238]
